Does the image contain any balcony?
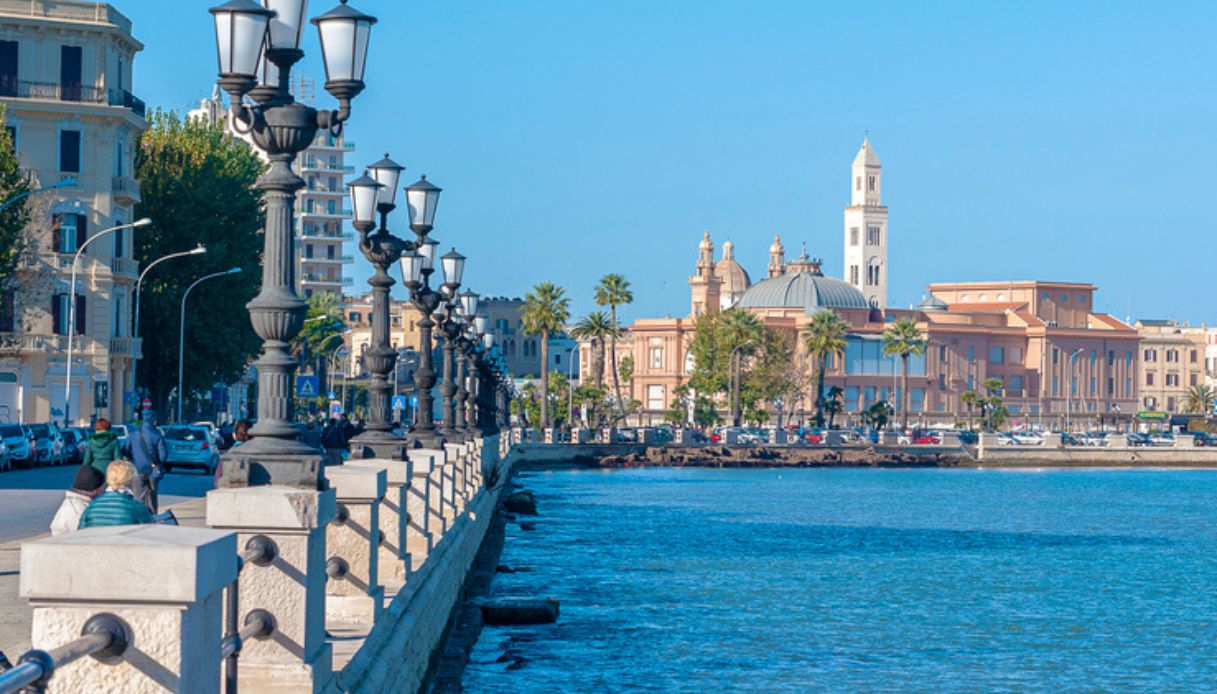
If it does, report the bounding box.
[300,207,352,219]
[299,228,354,241]
[300,159,354,174]
[112,175,140,205]
[110,256,138,279]
[0,79,145,118]
[109,336,142,358]
[301,274,353,286]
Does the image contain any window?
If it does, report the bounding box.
[939,345,946,362]
[1166,373,1179,387]
[113,225,123,258]
[1107,350,1115,366]
[0,289,14,332]
[1108,377,1114,396]
[1167,396,1176,412]
[1146,373,1154,386]
[1010,347,1022,363]
[867,175,876,191]
[938,374,946,390]
[111,286,126,338]
[0,40,14,97]
[326,244,336,260]
[849,265,859,286]
[59,130,81,172]
[60,45,82,101]
[1144,349,1156,363]
[855,176,861,191]
[967,345,975,363]
[115,140,124,177]
[849,227,858,246]
[1052,376,1058,395]
[554,353,561,365]
[1190,374,1198,387]
[646,385,664,411]
[1052,348,1058,365]
[1166,350,1178,363]
[349,312,359,321]
[866,226,881,245]
[51,294,85,335]
[988,346,1004,364]
[1009,375,1023,393]
[1060,294,1068,302]
[52,213,86,254]
[649,346,663,369]
[1078,295,1087,303]
[304,244,313,259]
[1190,349,1198,363]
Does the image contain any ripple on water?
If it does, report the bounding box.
[462,467,1217,693]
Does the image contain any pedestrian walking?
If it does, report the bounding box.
[321,418,348,466]
[78,460,154,529]
[49,465,105,536]
[82,417,122,473]
[123,410,167,514]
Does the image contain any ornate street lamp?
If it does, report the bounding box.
[208,0,376,486]
[435,253,465,441]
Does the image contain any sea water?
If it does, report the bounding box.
[462,467,1217,692]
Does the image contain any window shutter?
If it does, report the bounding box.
[52,294,62,335]
[75,214,87,250]
[75,294,86,335]
[51,214,62,253]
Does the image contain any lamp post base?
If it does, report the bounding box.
[409,429,447,451]
[349,430,411,461]
[217,449,326,490]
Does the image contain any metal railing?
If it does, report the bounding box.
[0,614,132,693]
[0,80,145,117]
[220,534,279,694]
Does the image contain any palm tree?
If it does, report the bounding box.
[718,310,763,425]
[803,311,850,427]
[960,390,980,431]
[882,317,927,431]
[595,274,633,418]
[823,386,844,429]
[570,311,615,388]
[1185,384,1215,414]
[521,282,571,428]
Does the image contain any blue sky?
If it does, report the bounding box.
[126,1,1216,326]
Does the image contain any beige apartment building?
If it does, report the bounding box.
[1136,320,1206,415]
[342,293,423,378]
[0,0,145,425]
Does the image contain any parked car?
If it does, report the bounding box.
[60,428,87,465]
[1126,433,1152,447]
[913,433,940,445]
[26,423,66,466]
[0,424,32,468]
[1010,432,1043,446]
[0,438,9,472]
[957,430,979,445]
[1149,433,1176,447]
[162,425,220,474]
[1192,432,1217,447]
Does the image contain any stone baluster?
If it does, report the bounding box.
[345,457,413,592]
[207,486,335,692]
[405,449,438,570]
[325,466,388,625]
[21,525,238,693]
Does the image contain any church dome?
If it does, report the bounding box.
[916,294,949,312]
[715,240,752,309]
[737,267,870,314]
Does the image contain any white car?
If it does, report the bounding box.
[1011,432,1043,446]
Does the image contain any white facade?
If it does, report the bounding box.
[843,137,888,309]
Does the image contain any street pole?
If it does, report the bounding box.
[0,177,76,213]
[178,268,242,423]
[64,218,150,426]
[207,0,377,486]
[132,245,206,400]
[1066,348,1083,433]
[567,345,577,428]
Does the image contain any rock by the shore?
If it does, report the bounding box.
[474,597,560,626]
[504,490,539,515]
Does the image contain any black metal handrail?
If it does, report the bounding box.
[0,614,131,693]
[221,535,278,694]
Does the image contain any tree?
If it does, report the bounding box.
[0,106,30,292]
[1185,384,1215,414]
[864,400,893,430]
[665,384,691,427]
[823,386,844,429]
[135,111,265,416]
[594,274,633,418]
[295,293,345,388]
[520,281,570,428]
[570,310,615,388]
[803,311,850,427]
[882,317,927,431]
[978,377,1007,432]
[961,390,981,431]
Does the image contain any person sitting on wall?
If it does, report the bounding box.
[78,460,153,529]
[49,465,106,536]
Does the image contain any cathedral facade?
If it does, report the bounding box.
[614,140,1142,429]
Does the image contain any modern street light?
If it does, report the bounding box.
[179,267,243,423]
[63,217,151,426]
[132,245,206,397]
[208,0,376,483]
[399,175,446,449]
[0,177,77,214]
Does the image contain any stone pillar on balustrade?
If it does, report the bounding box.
[207,485,336,693]
[442,442,467,518]
[325,466,387,626]
[20,525,237,693]
[406,448,446,568]
[345,457,413,592]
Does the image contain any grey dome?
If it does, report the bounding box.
[736,271,870,313]
[916,294,949,311]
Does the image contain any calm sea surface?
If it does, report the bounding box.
[461,467,1217,693]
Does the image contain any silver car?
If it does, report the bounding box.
[0,425,30,469]
[162,425,219,474]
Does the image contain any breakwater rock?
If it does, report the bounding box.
[595,445,971,468]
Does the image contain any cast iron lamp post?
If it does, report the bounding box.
[208,0,375,484]
[346,155,414,455]
[435,249,466,441]
[399,191,445,448]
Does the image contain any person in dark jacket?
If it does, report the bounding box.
[321,418,347,466]
[82,418,121,473]
[78,460,153,529]
[122,410,168,514]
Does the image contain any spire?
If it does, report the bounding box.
[722,239,734,260]
[853,137,881,167]
[768,234,786,278]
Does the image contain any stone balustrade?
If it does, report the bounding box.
[7,431,514,694]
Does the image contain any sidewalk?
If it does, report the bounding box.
[0,496,208,659]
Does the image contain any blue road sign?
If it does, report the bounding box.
[329,400,343,418]
[392,395,407,411]
[296,376,320,399]
[409,395,419,408]
[124,390,139,406]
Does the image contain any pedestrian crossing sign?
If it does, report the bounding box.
[296,376,320,399]
[392,395,407,411]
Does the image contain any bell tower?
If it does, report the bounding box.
[689,230,721,317]
[768,235,785,278]
[844,137,889,308]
